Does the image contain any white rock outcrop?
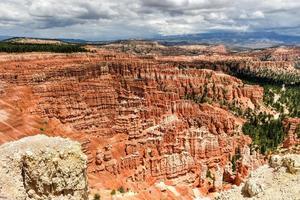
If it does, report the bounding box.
[281,154,300,174]
[269,155,283,168]
[270,154,300,174]
[0,135,88,200]
[216,154,300,200]
[242,179,263,197]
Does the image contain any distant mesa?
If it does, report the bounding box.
[3,37,67,45]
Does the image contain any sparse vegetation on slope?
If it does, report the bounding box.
[186,59,300,85]
[239,79,299,153]
[242,112,285,154]
[232,65,300,85]
[183,76,297,154]
[263,84,300,118]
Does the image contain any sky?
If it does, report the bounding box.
[0,0,299,40]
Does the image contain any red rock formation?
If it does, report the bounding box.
[0,50,267,198]
[155,46,300,84]
[283,118,300,148]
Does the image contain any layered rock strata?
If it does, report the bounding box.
[155,46,300,84]
[283,118,300,148]
[0,50,267,197]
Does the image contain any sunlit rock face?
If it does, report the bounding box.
[0,47,274,198]
[0,135,88,200]
[283,118,300,148]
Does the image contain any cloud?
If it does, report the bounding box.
[0,0,299,40]
[240,11,265,19]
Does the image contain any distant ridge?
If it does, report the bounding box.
[155,31,300,48]
[0,36,107,45]
[1,31,300,48]
[3,37,67,45]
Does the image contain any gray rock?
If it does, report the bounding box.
[270,155,283,168]
[282,154,300,174]
[243,178,264,197]
[0,135,88,200]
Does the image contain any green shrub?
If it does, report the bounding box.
[111,189,116,195]
[118,186,125,193]
[206,169,213,179]
[296,125,300,138]
[231,149,241,172]
[93,193,100,200]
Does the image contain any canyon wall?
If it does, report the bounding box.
[155,46,300,84]
[0,50,270,198]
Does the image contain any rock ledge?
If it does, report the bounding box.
[0,134,88,200]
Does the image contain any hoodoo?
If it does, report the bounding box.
[0,41,299,199]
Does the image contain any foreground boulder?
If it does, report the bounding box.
[242,179,263,197]
[0,135,88,200]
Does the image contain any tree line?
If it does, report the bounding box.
[0,42,87,53]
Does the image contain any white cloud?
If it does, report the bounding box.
[252,11,265,19]
[0,0,299,40]
[240,11,265,19]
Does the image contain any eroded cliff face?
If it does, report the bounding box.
[155,46,300,85]
[283,118,300,148]
[0,134,88,200]
[0,50,267,199]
